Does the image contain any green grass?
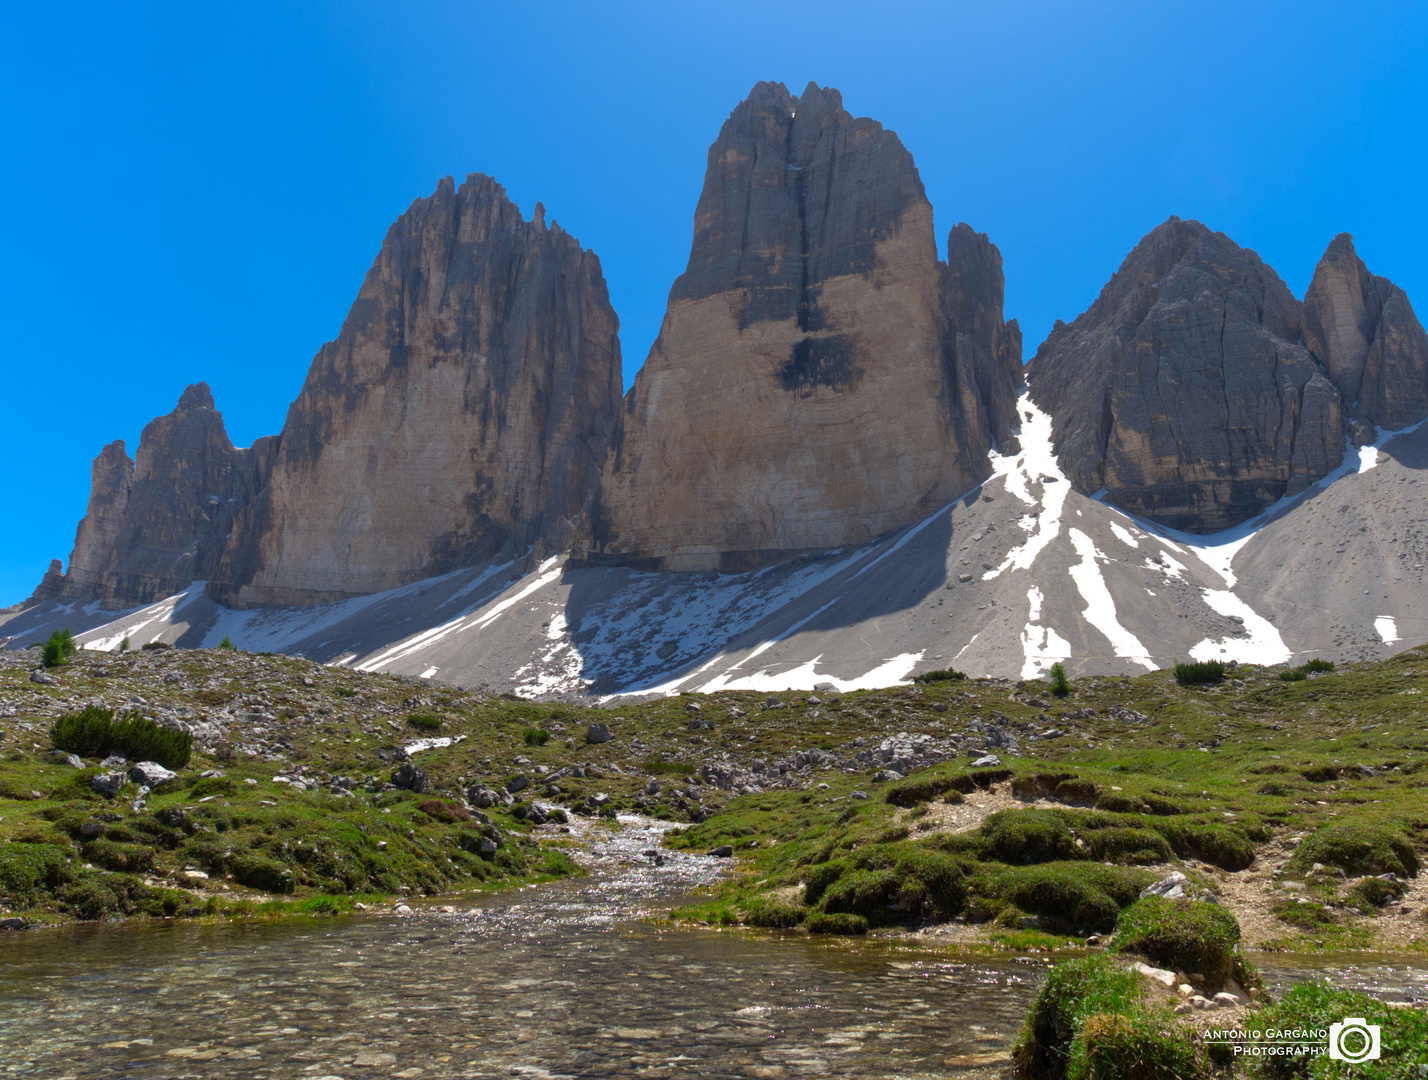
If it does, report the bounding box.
[1250,982,1428,1078]
[1287,820,1420,878]
[1111,897,1245,991]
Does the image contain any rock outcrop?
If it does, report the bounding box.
[1027,217,1344,533]
[45,386,266,608]
[208,174,622,607]
[1303,233,1428,439]
[597,82,1020,570]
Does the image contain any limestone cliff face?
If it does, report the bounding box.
[54,384,265,607]
[209,174,622,607]
[1303,233,1428,438]
[597,82,1021,570]
[62,440,135,597]
[1027,218,1344,533]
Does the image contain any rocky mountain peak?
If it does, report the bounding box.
[176,381,217,412]
[1027,217,1342,532]
[1303,233,1428,436]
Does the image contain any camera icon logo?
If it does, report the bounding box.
[1328,1018,1381,1063]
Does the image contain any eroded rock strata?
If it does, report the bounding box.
[1303,232,1428,439]
[597,82,1021,570]
[1027,217,1345,533]
[208,174,623,607]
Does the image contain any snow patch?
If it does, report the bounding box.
[983,395,1070,580]
[1375,616,1400,643]
[1066,529,1155,669]
[1189,592,1291,665]
[695,651,925,695]
[1109,522,1140,548]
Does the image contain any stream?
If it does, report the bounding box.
[1,816,1424,1079]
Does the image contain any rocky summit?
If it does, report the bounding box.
[8,84,1428,695]
[597,82,1021,570]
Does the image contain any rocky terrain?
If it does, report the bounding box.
[7,82,1428,699]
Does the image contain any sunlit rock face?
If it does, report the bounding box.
[596,81,1021,571]
[208,174,623,607]
[58,384,269,608]
[1303,232,1428,439]
[1028,217,1344,533]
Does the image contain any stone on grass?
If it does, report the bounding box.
[129,761,177,787]
[586,723,614,744]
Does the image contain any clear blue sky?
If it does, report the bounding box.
[3,1,1425,606]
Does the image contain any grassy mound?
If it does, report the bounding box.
[804,841,967,927]
[1250,982,1427,1078]
[1111,897,1246,992]
[973,861,1152,934]
[1014,954,1206,1080]
[1288,820,1420,878]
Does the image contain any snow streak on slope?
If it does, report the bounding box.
[1066,529,1156,669]
[1020,585,1071,679]
[984,399,1070,581]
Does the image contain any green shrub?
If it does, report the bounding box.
[1301,658,1334,673]
[1288,820,1419,878]
[42,629,77,668]
[118,636,130,652]
[140,641,171,651]
[1068,1010,1206,1080]
[1346,875,1407,913]
[1277,668,1307,682]
[407,713,441,731]
[1083,827,1174,865]
[988,862,1149,934]
[744,892,805,928]
[229,852,294,893]
[1251,982,1428,1078]
[51,707,191,769]
[1013,955,1150,1080]
[1173,660,1224,685]
[1049,662,1071,698]
[982,808,1077,864]
[806,911,867,935]
[217,635,235,650]
[1279,658,1335,681]
[807,843,967,925]
[1112,897,1241,991]
[522,727,551,746]
[913,667,966,683]
[0,843,73,904]
[81,839,154,874]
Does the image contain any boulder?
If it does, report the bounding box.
[390,762,430,793]
[585,723,613,744]
[90,772,128,797]
[128,761,177,787]
[1140,871,1190,901]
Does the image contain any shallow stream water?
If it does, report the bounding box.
[1,817,1423,1079]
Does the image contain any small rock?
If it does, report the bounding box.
[683,702,701,713]
[849,790,869,800]
[0,917,26,931]
[29,670,58,685]
[128,761,177,787]
[47,752,84,769]
[644,777,661,796]
[1140,871,1190,901]
[1173,1002,1193,1015]
[1213,992,1241,1007]
[1130,961,1177,988]
[970,754,1002,767]
[466,785,499,808]
[1018,916,1042,931]
[585,723,614,744]
[90,772,128,797]
[393,905,412,915]
[505,774,529,794]
[709,846,734,858]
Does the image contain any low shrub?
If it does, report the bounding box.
[744,892,805,928]
[140,641,171,651]
[50,706,192,769]
[1083,827,1174,866]
[0,843,73,905]
[1346,875,1407,913]
[1173,660,1224,685]
[1069,1010,1206,1080]
[1014,954,1188,1080]
[81,839,154,874]
[987,862,1150,935]
[1111,897,1241,991]
[1288,820,1419,878]
[913,668,966,683]
[217,635,236,651]
[1251,982,1428,1078]
[406,713,441,731]
[522,727,550,746]
[807,842,968,925]
[1279,658,1335,681]
[982,808,1077,864]
[806,911,867,935]
[229,852,294,893]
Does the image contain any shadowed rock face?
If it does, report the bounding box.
[57,385,267,607]
[1303,233,1428,438]
[208,174,623,607]
[598,82,1021,570]
[1027,217,1344,533]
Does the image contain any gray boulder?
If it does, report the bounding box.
[390,762,430,793]
[90,772,128,797]
[585,723,613,744]
[128,761,177,787]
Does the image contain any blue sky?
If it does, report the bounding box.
[2,1,1425,606]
